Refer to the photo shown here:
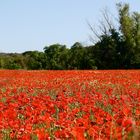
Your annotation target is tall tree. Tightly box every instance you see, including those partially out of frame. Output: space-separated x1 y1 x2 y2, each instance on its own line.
68 42 85 69
117 3 140 68
88 2 140 69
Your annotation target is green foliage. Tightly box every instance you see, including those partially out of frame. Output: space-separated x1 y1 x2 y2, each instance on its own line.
44 44 69 69
117 3 140 68
0 54 23 69
23 51 47 70
89 2 140 69
0 2 140 70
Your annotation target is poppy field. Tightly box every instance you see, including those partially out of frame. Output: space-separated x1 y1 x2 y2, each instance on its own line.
0 70 140 140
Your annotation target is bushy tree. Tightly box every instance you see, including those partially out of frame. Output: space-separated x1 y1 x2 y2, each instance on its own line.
0 2 139 70
89 2 140 69
44 44 69 69
117 3 140 68
23 51 47 70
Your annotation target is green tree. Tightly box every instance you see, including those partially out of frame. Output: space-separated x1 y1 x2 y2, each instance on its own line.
117 3 140 68
68 42 85 69
23 51 47 70
44 44 69 69
88 2 140 69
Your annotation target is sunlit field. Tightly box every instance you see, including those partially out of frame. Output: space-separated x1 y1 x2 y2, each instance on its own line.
0 70 140 139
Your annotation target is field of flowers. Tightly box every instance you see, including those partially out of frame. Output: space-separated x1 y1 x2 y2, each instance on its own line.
0 70 140 139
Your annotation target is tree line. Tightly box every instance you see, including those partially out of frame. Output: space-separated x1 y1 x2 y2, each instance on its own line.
0 3 140 70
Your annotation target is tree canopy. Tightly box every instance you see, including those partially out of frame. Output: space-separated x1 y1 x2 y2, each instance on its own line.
0 2 140 70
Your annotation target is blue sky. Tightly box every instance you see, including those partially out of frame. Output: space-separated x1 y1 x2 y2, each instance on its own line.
0 0 140 53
